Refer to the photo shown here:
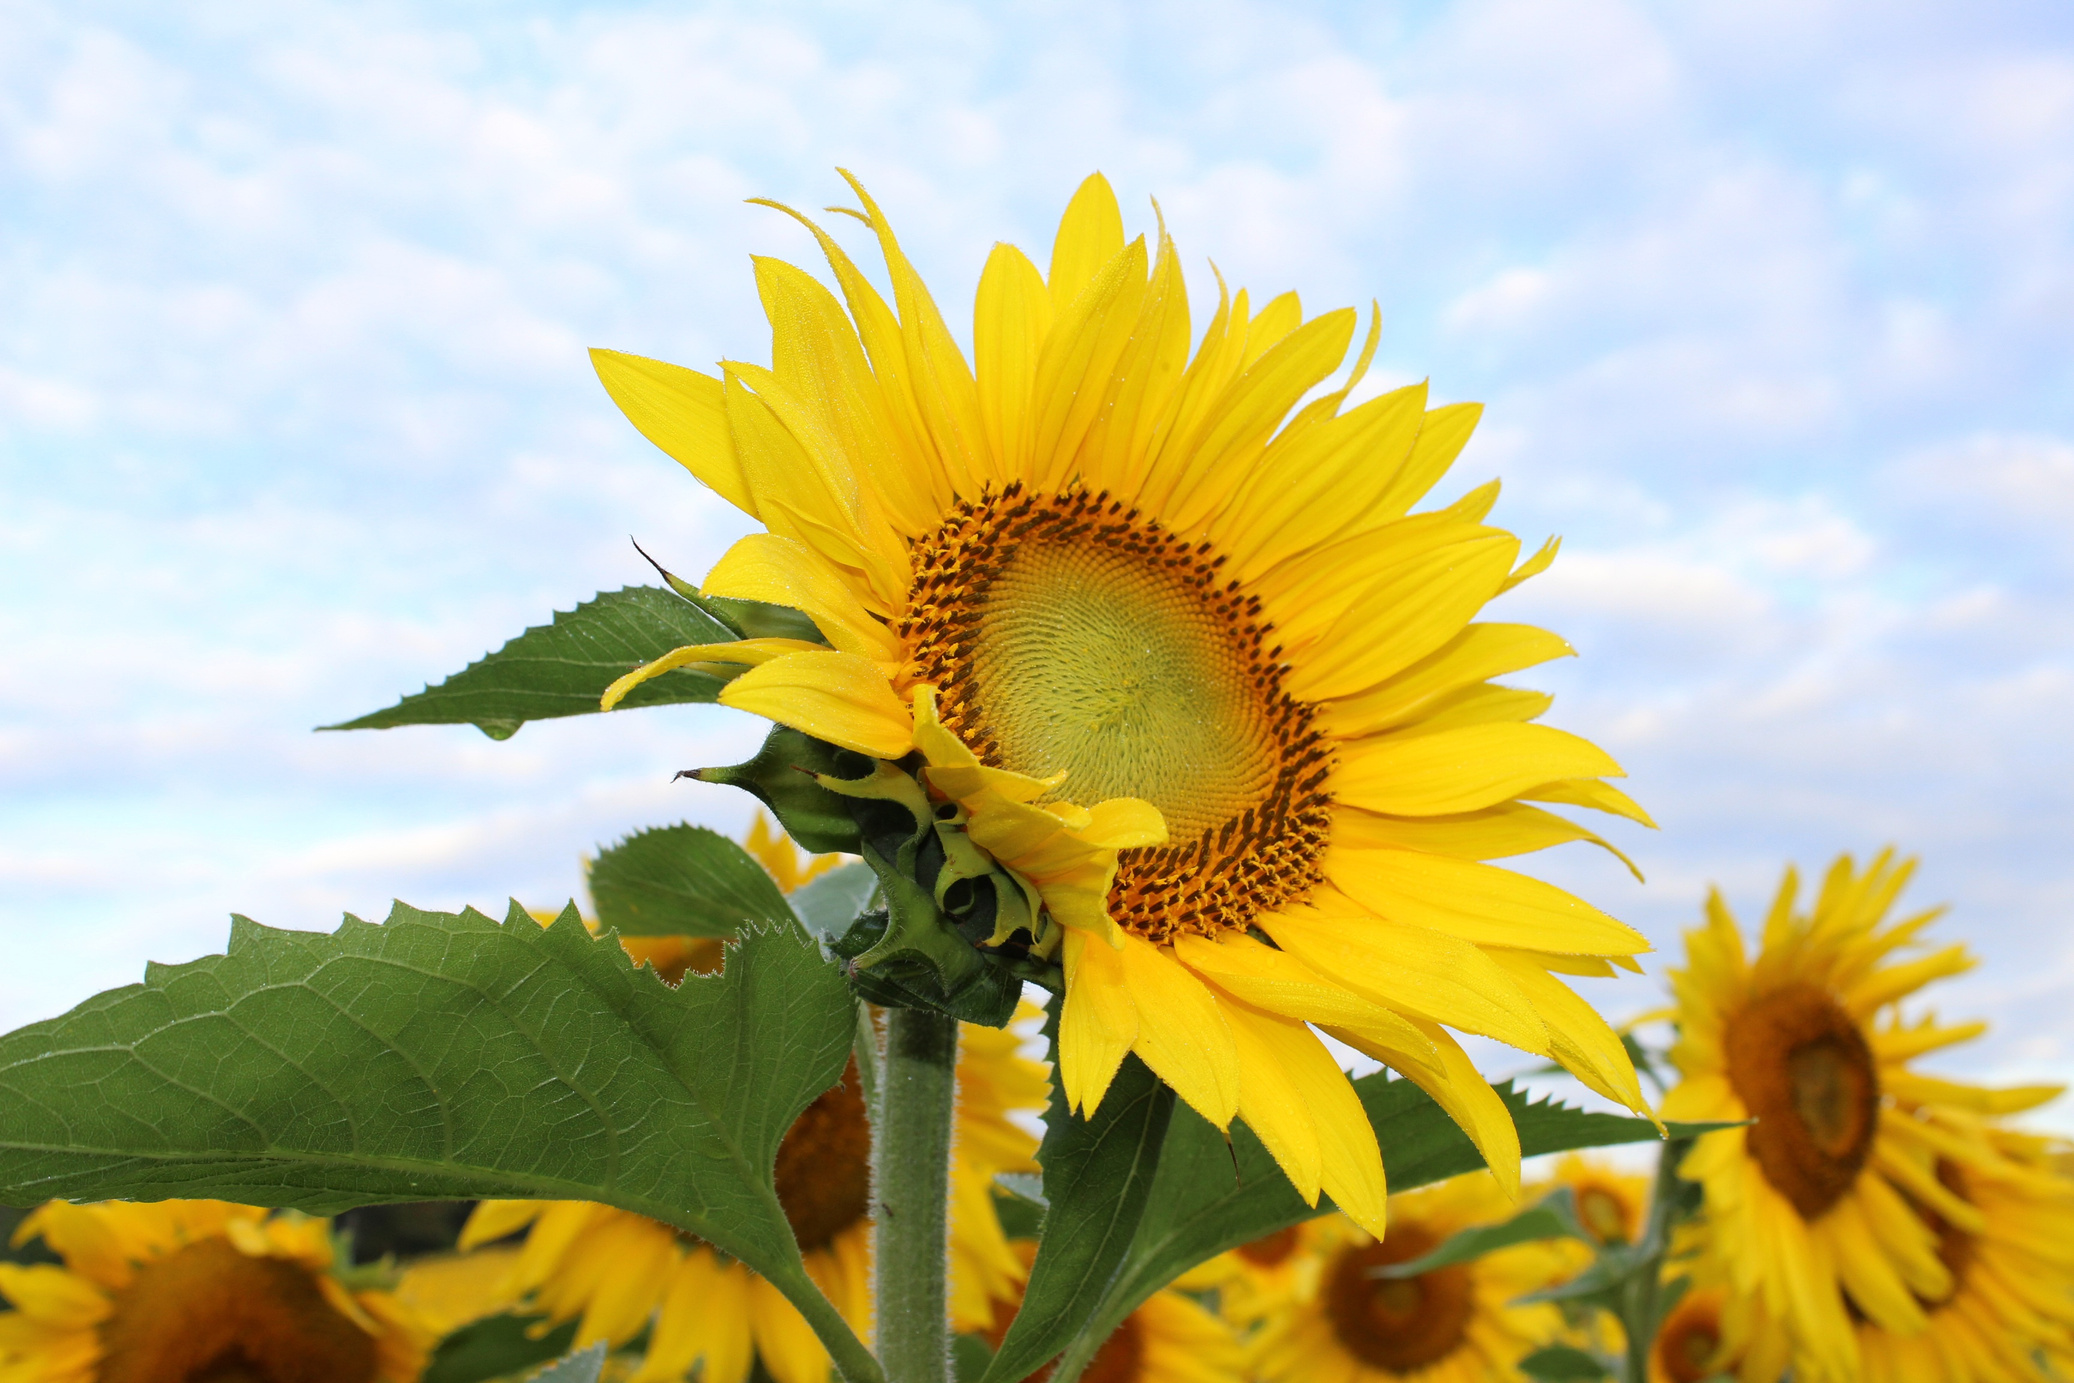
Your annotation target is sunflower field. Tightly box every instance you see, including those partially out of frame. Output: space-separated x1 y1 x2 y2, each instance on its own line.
2 174 2067 1383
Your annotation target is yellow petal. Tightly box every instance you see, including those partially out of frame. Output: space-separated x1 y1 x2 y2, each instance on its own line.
973 241 1053 485
600 638 823 712
1333 723 1624 817
747 1268 827 1383
1486 949 1654 1120
1219 993 1389 1237
1029 237 1150 495
719 650 913 759
1371 401 1483 520
1320 622 1575 739
0 1264 109 1329
1077 226 1193 501
1326 848 1649 957
1281 535 1519 701
702 533 901 660
1216 383 1429 580
1169 931 1444 1084
590 349 756 517
1522 776 1657 829
1260 907 1551 1056
1048 171 1127 312
1331 802 1642 880
753 255 939 536
1061 927 1138 1114
1341 1017 1522 1197
1116 936 1240 1128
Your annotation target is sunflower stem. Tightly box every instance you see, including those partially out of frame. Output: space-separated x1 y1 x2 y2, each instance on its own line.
1620 1134 1695 1383
875 1005 959 1383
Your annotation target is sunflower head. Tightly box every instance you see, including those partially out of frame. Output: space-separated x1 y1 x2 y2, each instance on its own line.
1662 849 2065 1382
1247 1175 1573 1383
598 170 1657 1222
0 1200 430 1383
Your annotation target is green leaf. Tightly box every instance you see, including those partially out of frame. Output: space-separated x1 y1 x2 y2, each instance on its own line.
424 1314 578 1383
790 862 879 940
325 586 743 739
0 901 873 1378
1518 1344 1613 1380
588 823 798 937
525 1343 608 1383
1051 1078 1675 1375
977 1016 1175 1383
1373 1198 1582 1278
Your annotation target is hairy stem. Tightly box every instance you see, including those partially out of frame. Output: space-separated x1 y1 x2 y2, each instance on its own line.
875 1006 959 1383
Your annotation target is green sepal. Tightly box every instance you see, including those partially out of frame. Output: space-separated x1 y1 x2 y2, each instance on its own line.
814 758 1045 1026
325 586 744 740
588 823 797 937
629 541 827 646
526 1344 608 1383
424 1314 579 1383
694 725 872 855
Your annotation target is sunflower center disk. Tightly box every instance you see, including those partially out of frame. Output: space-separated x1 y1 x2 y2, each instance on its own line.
773 1060 872 1252
906 488 1333 943
1325 1228 1475 1373
1722 982 1881 1219
1655 1301 1725 1383
97 1238 377 1383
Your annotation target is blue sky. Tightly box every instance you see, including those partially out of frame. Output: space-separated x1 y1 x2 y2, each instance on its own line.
4 0 2071 1118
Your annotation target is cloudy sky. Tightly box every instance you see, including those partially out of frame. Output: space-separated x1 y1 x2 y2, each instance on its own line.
4 0 2071 1119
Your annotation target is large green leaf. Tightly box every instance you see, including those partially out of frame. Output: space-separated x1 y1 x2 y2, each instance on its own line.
325 586 746 740
978 1039 1175 1383
0 901 874 1379
1045 1079 1683 1378
589 823 798 937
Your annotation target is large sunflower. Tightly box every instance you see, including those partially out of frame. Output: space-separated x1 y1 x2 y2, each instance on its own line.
1243 1174 1574 1382
594 170 1654 1224
459 1011 1047 1383
1661 850 2063 1383
0 1200 431 1383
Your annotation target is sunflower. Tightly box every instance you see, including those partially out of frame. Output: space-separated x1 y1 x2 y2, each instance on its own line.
1848 1117 2074 1382
0 1199 431 1383
1661 850 2063 1383
1544 1153 1648 1248
1244 1173 1573 1382
458 1010 1046 1383
593 170 1655 1224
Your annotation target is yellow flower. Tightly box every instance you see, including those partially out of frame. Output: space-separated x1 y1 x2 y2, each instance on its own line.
1246 1174 1574 1382
1661 850 2064 1383
594 170 1654 1227
1545 1153 1649 1248
0 1200 431 1383
458 1012 1047 1383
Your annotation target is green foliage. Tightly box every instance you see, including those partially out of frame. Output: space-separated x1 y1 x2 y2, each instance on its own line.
524 1343 608 1383
0 901 854 1328
1519 1344 1613 1380
978 1045 1176 1383
1373 1196 1584 1279
788 863 880 940
326 586 744 740
589 823 796 937
1035 1079 1681 1381
424 1314 578 1383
